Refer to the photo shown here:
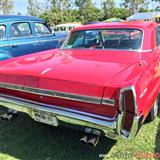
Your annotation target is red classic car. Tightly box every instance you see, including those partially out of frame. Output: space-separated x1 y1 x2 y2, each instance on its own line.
0 21 160 147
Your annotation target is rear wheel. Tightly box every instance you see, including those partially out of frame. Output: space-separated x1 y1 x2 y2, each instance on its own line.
147 96 159 122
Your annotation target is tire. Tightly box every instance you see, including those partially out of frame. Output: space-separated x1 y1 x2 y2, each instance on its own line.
147 96 159 122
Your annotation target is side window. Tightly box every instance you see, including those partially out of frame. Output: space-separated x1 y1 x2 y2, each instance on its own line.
0 25 6 39
10 22 32 38
34 23 51 36
156 26 160 47
63 31 84 49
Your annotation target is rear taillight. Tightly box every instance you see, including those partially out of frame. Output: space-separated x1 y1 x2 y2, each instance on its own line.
120 87 137 132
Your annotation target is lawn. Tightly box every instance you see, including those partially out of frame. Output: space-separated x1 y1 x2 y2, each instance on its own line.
0 107 159 160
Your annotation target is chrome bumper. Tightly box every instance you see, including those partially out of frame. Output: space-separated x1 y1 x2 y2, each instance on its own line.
0 94 141 140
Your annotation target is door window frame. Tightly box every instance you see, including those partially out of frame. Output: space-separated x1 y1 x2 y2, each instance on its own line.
0 24 6 40
9 22 33 39
34 22 52 37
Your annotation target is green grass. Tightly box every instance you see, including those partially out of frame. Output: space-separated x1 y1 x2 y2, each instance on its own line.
0 107 159 160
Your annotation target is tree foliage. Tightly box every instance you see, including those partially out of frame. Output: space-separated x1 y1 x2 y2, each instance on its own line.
121 0 150 14
102 0 116 19
31 0 156 26
40 0 77 25
27 0 42 16
75 0 101 23
0 0 14 15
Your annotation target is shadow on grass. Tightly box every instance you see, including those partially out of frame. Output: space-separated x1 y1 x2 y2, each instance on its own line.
0 108 116 160
155 108 160 153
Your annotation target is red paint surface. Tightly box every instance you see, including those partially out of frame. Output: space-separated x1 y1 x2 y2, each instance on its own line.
0 21 160 121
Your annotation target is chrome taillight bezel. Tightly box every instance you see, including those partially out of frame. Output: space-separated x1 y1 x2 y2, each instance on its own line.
117 86 139 138
119 86 138 115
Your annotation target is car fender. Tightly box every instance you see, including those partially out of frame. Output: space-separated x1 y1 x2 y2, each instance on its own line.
104 62 160 122
0 50 13 61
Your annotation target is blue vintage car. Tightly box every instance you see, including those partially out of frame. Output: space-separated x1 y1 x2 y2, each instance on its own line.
0 15 66 60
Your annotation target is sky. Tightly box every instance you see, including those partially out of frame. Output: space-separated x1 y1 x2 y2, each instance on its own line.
13 0 122 15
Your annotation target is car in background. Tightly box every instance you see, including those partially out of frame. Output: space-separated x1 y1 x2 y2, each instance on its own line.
52 23 81 35
0 15 67 60
0 22 160 147
83 21 103 25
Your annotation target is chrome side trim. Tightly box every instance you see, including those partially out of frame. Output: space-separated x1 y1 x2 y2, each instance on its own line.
0 94 116 121
102 98 116 106
0 82 116 106
0 94 117 136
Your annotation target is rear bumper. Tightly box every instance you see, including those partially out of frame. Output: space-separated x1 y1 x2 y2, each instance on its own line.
0 94 141 140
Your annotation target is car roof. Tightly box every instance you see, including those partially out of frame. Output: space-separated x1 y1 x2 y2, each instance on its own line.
0 15 44 23
72 21 157 32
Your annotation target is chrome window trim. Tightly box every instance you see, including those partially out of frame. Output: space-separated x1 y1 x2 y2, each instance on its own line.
9 22 33 38
34 22 52 36
61 28 144 51
0 82 115 106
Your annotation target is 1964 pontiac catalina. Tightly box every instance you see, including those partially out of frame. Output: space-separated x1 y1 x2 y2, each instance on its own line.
0 21 160 147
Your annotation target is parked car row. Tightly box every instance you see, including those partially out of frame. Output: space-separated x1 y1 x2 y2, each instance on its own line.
0 19 160 147
51 23 81 33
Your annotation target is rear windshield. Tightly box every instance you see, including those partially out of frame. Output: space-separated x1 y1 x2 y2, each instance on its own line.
61 28 143 51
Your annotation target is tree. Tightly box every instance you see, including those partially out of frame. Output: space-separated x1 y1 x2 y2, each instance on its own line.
46 0 69 24
0 0 14 15
40 0 80 25
102 0 116 19
110 8 130 20
121 0 150 14
27 0 41 16
75 0 101 23
151 0 160 11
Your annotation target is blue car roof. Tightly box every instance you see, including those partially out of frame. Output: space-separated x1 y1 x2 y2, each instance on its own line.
0 15 45 23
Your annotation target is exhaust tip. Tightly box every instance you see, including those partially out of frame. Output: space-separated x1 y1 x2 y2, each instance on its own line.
80 136 88 145
88 136 99 148
80 134 99 148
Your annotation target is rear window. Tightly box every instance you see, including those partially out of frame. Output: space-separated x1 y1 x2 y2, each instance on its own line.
0 25 6 39
34 23 51 36
61 28 143 51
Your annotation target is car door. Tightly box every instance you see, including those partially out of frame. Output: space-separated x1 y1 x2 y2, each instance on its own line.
8 22 38 57
33 22 60 51
0 23 12 60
